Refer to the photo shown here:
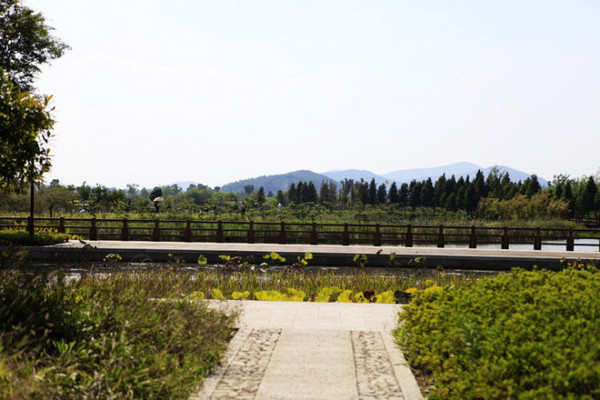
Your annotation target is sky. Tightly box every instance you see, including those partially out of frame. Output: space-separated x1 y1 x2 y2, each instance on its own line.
25 0 600 189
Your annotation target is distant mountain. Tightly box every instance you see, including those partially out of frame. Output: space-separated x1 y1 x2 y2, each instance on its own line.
321 169 389 184
221 170 338 194
384 162 481 183
384 162 547 186
323 162 548 187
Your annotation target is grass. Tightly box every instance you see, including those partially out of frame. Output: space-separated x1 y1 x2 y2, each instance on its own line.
395 264 600 399
0 269 236 399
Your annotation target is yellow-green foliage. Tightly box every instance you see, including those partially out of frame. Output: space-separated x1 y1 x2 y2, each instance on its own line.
187 290 205 301
354 292 370 303
253 288 306 301
337 290 353 303
478 193 569 220
231 291 250 300
375 290 395 304
209 288 225 300
396 266 600 399
314 286 343 302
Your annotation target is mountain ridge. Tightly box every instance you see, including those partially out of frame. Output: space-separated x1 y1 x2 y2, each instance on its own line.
176 163 548 193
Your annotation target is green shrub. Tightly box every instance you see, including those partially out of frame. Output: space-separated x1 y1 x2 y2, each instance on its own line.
395 266 600 399
0 271 235 399
0 230 71 246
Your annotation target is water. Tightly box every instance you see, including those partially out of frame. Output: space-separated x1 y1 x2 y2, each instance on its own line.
421 238 600 252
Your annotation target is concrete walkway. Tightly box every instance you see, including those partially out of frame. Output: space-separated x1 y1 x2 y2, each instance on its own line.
191 301 422 400
29 240 600 270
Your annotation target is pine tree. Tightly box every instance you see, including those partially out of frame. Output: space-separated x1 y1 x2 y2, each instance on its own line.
368 178 377 205
377 184 387 205
388 182 399 204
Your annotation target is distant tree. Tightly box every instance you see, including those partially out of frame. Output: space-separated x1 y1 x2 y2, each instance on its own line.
368 178 377 205
433 174 446 206
408 181 421 208
420 178 434 207
398 183 409 207
319 181 330 204
388 182 399 204
357 181 368 205
288 183 297 203
473 170 487 199
296 182 305 202
126 183 139 197
243 184 254 195
525 175 541 197
377 184 387 205
464 183 478 213
276 190 287 206
256 186 266 206
579 177 598 216
149 187 163 200
486 167 506 199
306 182 318 203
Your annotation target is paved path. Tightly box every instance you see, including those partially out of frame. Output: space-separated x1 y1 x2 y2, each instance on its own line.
191 301 422 400
34 240 600 270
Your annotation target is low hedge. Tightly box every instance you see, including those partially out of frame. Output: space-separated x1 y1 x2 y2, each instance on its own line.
0 230 71 246
395 266 600 399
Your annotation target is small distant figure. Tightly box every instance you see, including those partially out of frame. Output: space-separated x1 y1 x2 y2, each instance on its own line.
153 196 164 213
277 202 282 213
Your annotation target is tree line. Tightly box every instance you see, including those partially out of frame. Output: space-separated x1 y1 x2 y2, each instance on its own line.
1 168 599 223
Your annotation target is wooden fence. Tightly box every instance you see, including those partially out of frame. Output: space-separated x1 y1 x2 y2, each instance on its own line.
1 216 599 251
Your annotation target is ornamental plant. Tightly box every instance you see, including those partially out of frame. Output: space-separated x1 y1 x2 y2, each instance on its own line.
396 266 600 399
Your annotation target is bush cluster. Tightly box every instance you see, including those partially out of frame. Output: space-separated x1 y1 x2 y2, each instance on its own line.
396 266 600 399
0 271 235 399
0 230 71 246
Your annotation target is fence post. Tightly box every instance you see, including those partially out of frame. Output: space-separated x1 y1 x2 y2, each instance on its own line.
247 221 255 243
310 222 318 245
566 228 574 251
501 227 509 249
469 226 477 248
278 221 286 244
437 225 445 248
342 223 349 246
534 227 542 250
121 218 129 241
153 219 160 241
405 225 413 247
90 217 97 240
184 220 191 242
58 217 65 233
216 221 224 243
374 224 381 246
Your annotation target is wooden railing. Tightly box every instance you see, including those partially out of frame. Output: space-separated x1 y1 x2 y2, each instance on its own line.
1 216 599 251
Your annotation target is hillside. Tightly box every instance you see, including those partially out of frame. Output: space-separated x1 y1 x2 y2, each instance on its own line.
322 162 548 186
221 170 338 194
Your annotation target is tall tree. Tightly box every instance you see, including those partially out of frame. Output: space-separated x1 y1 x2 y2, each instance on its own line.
420 178 434 207
319 181 330 204
255 186 266 206
0 0 69 91
388 182 399 204
368 178 377 205
579 177 598 216
377 183 387 205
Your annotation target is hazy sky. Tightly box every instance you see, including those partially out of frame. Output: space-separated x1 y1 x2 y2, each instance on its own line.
26 0 600 188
